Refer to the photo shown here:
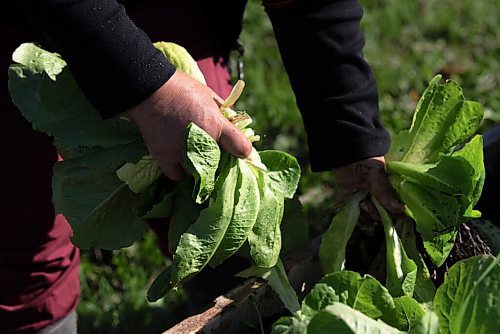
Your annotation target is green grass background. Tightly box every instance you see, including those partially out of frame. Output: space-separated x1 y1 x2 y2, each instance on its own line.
78 1 500 332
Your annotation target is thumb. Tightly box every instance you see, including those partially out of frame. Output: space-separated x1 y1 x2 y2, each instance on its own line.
218 120 252 158
369 172 404 215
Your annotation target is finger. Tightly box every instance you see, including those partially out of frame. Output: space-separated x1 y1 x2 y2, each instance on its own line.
219 120 252 158
158 162 186 181
369 172 404 215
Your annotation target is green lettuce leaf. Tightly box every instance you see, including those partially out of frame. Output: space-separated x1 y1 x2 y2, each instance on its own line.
170 156 238 287
300 283 340 319
387 75 483 164
319 192 366 274
209 158 260 267
408 311 439 334
451 135 485 220
387 158 474 196
153 41 206 85
183 122 221 204
320 271 396 321
387 144 481 267
373 199 417 298
9 43 142 156
134 176 174 217
423 232 457 269
259 150 301 199
248 170 285 268
147 266 173 302
434 255 500 334
52 142 149 249
237 259 300 313
168 178 202 254
12 42 66 80
308 303 404 334
389 176 459 267
142 191 174 219
266 259 301 313
271 316 308 334
116 155 162 194
389 176 461 241
395 219 436 305
385 76 484 268
384 296 426 331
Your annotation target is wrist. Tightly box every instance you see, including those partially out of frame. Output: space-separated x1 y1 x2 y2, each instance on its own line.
125 70 180 124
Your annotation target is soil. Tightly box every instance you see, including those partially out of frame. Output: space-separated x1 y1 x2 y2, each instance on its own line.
345 219 494 287
420 221 494 286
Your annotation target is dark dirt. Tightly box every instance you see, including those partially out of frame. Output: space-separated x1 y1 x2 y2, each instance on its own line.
345 219 494 287
420 221 494 286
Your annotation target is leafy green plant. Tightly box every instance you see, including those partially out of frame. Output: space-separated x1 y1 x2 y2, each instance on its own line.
276 76 496 333
433 255 500 334
8 42 301 305
271 271 433 333
316 76 485 300
272 255 499 333
386 75 485 266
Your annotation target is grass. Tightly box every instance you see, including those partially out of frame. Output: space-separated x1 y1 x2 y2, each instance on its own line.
78 1 500 332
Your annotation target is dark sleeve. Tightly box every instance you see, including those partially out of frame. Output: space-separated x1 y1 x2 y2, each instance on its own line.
14 0 176 118
263 0 390 171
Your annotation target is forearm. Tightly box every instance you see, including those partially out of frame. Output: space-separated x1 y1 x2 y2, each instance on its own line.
264 0 390 171
13 0 176 118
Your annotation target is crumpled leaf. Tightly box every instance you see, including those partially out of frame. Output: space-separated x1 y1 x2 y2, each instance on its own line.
116 155 162 194
209 158 260 267
248 169 285 268
12 42 66 80
387 75 483 164
153 41 206 84
170 156 238 287
320 271 396 321
259 150 301 199
434 255 500 334
183 122 221 204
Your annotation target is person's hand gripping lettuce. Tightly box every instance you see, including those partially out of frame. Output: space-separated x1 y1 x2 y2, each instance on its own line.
332 156 405 219
126 70 252 181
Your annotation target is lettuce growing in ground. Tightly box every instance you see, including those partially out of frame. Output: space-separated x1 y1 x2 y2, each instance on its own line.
272 255 499 334
318 76 485 303
271 270 433 334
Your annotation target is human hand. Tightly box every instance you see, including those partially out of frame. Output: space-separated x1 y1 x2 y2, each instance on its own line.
126 70 252 180
332 156 404 220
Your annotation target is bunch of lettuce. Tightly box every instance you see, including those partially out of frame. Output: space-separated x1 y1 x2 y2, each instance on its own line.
302 76 496 333
8 42 301 301
272 255 499 334
386 75 485 267
319 76 485 295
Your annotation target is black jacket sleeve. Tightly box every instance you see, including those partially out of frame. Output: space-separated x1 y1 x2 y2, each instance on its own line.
13 0 176 118
264 0 390 171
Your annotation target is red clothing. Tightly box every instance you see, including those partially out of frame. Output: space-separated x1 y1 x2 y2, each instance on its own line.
0 2 233 331
0 22 80 332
